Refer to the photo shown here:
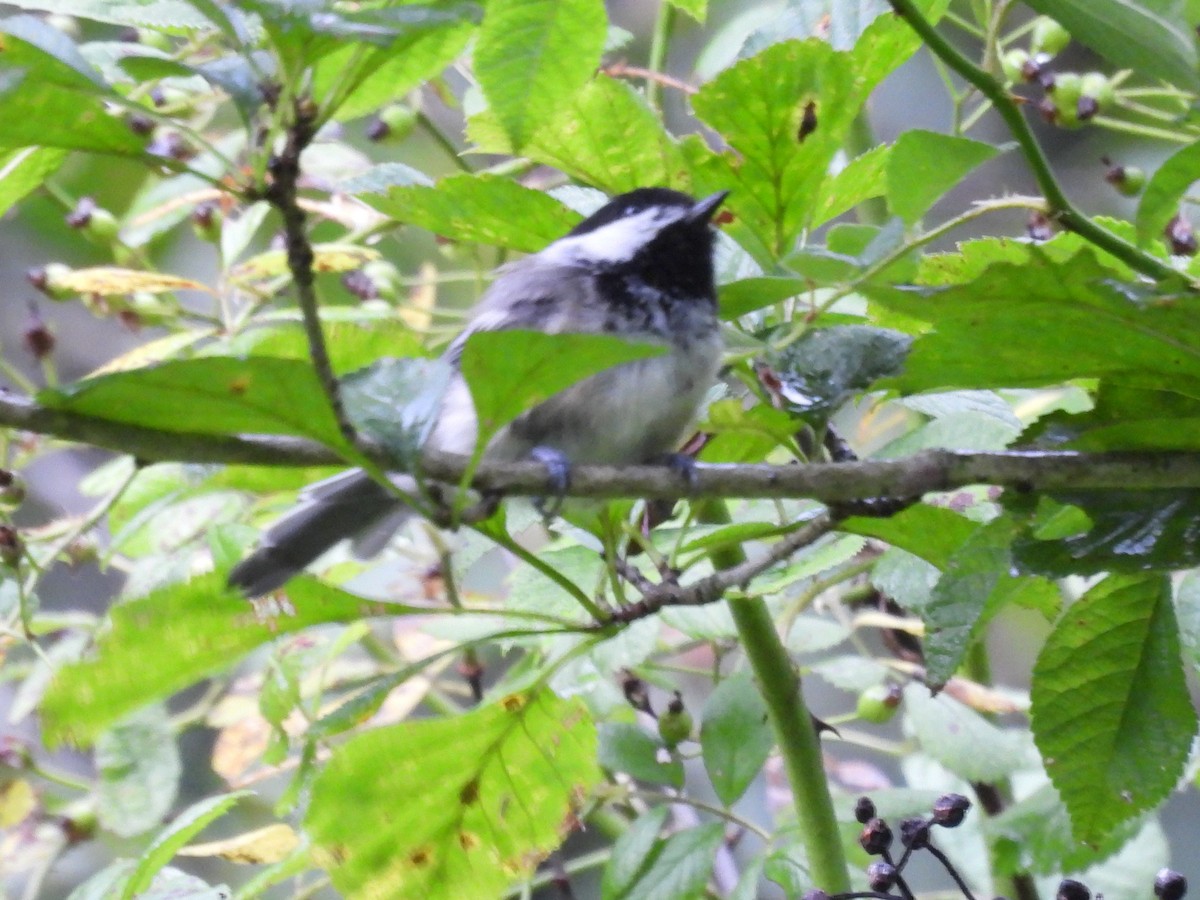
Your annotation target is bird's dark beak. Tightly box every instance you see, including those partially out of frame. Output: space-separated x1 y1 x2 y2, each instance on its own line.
687 190 729 224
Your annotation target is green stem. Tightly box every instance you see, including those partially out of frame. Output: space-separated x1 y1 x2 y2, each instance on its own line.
887 0 1183 284
845 111 888 225
646 1 677 112
699 502 850 892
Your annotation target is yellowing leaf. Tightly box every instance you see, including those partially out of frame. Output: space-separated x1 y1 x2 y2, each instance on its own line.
55 267 214 297
230 244 381 283
179 823 301 864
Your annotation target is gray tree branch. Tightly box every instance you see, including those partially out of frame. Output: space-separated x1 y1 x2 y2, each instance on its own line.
6 388 1200 501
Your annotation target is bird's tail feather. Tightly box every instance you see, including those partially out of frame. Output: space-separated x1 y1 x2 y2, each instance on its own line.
228 470 409 596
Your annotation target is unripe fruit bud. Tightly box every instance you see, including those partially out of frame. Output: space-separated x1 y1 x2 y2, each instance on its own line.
0 470 26 511
1027 210 1053 242
856 683 902 723
657 692 692 749
1104 160 1145 196
1001 49 1029 83
0 525 23 569
1049 72 1084 128
1155 869 1187 900
380 104 418 139
1076 71 1115 123
342 268 378 301
192 202 222 242
84 208 120 244
1031 16 1071 57
65 196 96 230
361 259 401 301
27 263 72 300
854 796 877 824
127 112 155 136
931 792 971 827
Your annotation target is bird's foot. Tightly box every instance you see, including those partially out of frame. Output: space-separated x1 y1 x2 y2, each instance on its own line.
530 446 572 519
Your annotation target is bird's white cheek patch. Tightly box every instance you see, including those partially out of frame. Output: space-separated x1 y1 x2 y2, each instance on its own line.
544 208 674 265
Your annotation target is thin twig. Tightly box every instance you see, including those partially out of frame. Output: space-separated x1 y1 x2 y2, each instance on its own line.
261 97 355 443
597 512 838 624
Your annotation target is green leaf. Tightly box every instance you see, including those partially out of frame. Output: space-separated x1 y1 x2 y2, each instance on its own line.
473 0 607 150
42 574 396 746
602 807 670 900
666 0 707 22
0 13 110 90
1012 490 1200 575
701 670 773 805
904 685 1031 782
341 357 454 466
870 251 1200 392
306 691 601 897
459 330 667 443
604 822 725 900
0 146 66 217
690 39 856 260
1136 138 1200 248
843 503 976 568
124 792 250 898
2 1 211 30
1025 0 1200 90
991 784 1146 875
718 276 807 319
765 325 911 422
96 705 181 837
812 143 890 228
470 78 686 193
0 74 148 155
921 516 1058 686
597 722 684 787
364 173 582 253
41 357 351 450
1031 574 1197 844
312 13 475 121
886 130 999 224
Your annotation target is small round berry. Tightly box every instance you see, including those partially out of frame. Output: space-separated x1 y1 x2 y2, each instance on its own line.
1080 72 1115 116
657 692 693 749
1001 49 1030 83
899 816 930 849
192 202 222 242
126 112 155 136
1048 72 1084 128
858 817 893 855
1155 869 1187 900
1031 16 1071 57
621 671 652 714
65 196 96 230
1056 879 1090 900
1104 160 1146 196
1027 210 1053 242
1166 214 1198 256
23 318 55 360
931 793 971 828
854 796 877 824
867 861 897 892
857 683 902 723
379 104 418 140
365 117 390 142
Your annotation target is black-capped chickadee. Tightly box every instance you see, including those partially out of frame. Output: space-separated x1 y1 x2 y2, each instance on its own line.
229 187 728 595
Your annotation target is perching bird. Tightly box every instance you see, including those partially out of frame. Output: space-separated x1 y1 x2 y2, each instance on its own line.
229 187 727 595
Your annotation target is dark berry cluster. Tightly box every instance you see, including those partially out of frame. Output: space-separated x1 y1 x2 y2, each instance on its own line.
802 795 1187 900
